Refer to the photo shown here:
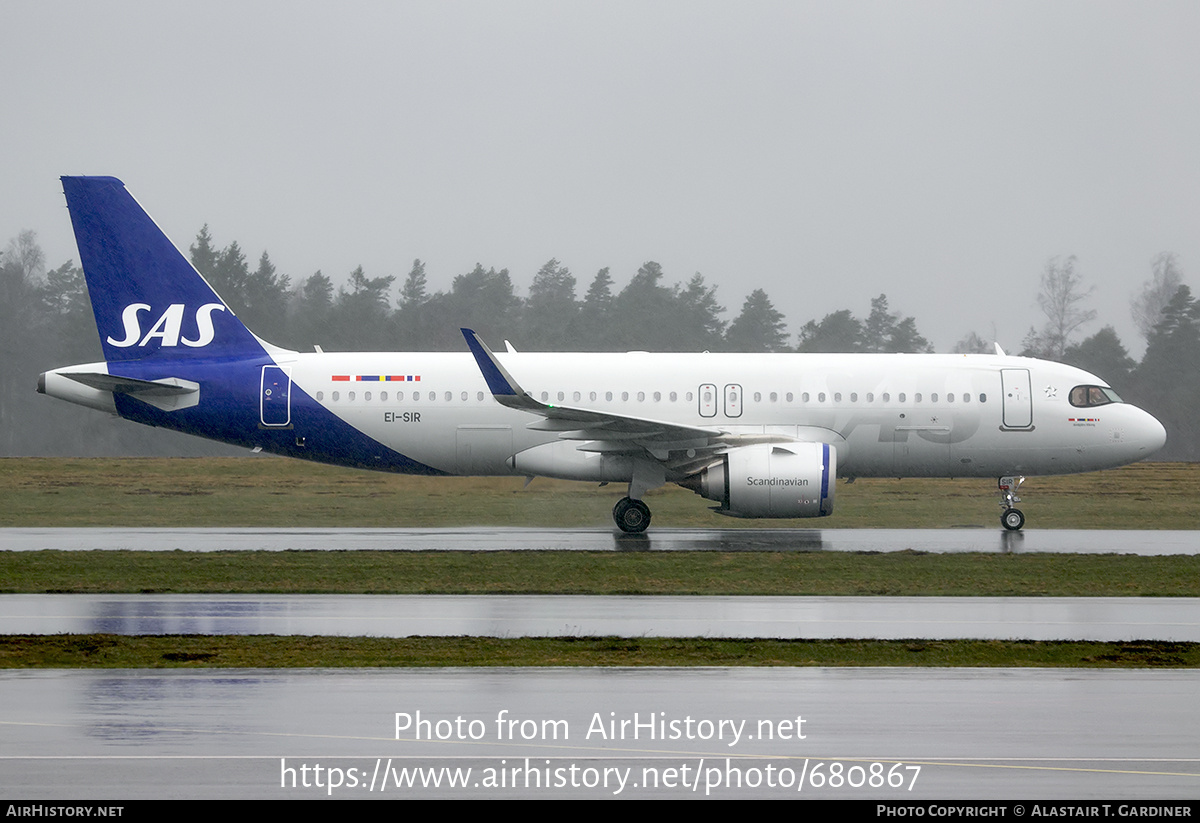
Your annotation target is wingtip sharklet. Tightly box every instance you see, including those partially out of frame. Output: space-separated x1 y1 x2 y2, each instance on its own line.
461 328 522 397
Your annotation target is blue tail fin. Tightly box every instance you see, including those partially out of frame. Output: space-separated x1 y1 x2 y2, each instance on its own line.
60 176 268 362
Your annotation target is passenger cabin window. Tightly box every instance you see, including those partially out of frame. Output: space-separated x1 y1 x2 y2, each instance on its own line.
1070 385 1121 407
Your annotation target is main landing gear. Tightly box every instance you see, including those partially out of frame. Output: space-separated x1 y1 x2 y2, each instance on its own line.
613 497 652 534
998 475 1025 531
612 459 664 534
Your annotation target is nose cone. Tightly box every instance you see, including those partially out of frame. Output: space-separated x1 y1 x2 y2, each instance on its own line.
1136 408 1167 458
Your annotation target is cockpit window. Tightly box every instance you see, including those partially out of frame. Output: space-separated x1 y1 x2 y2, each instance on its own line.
1069 385 1122 408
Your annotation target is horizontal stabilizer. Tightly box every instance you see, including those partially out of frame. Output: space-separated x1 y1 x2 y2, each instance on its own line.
65 372 196 396
63 372 199 411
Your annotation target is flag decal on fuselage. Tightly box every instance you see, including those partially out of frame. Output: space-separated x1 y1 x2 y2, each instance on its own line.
331 375 421 382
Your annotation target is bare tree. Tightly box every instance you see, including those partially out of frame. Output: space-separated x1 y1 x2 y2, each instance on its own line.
1132 252 1184 340
1032 255 1095 359
5 229 45 282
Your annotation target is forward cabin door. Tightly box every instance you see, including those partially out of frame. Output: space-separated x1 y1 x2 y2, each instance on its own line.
1000 368 1033 429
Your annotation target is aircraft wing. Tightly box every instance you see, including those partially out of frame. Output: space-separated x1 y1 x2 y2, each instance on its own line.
461 329 791 469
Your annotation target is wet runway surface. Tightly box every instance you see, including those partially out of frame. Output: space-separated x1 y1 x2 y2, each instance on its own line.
3 526 1197 554
6 527 1198 799
2 667 1196 799
3 593 1198 641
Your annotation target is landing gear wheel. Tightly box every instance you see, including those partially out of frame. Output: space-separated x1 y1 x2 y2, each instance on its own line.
997 476 1026 531
1001 508 1025 531
613 497 651 534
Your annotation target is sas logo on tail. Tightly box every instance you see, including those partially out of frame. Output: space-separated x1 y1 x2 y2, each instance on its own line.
108 303 226 348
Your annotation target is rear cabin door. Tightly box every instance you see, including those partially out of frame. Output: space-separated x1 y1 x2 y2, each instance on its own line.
260 365 292 427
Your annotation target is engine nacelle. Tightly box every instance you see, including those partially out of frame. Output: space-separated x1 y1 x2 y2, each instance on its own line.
509 440 635 482
680 442 835 518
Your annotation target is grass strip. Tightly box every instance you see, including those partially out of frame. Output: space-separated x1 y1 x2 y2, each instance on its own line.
2 458 1197 529
3 550 1199 596
2 635 1197 669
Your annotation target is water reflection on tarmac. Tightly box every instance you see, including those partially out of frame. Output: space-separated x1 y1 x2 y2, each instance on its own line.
2 527 1197 553
3 593 1199 641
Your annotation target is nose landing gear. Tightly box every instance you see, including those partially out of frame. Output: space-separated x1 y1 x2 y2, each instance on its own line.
998 475 1025 531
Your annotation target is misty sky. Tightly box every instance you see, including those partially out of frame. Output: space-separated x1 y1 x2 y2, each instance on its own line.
4 1 1198 356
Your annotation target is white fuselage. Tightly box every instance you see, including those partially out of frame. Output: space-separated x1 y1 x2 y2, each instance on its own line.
274 349 1164 480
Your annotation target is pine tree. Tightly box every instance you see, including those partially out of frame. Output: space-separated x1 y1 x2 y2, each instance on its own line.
797 310 864 352
524 259 578 350
1131 286 1200 459
725 288 788 352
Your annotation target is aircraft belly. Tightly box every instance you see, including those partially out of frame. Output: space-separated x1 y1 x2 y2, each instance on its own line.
838 425 890 476
307 396 539 476
455 425 518 475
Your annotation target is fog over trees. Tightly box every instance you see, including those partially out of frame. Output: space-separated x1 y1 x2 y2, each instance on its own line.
3 228 1197 459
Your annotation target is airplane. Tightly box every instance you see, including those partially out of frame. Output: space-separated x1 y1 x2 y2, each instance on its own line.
39 176 1167 533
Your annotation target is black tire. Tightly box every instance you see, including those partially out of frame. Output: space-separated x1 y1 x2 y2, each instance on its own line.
612 497 631 523
1001 508 1025 531
614 498 651 533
